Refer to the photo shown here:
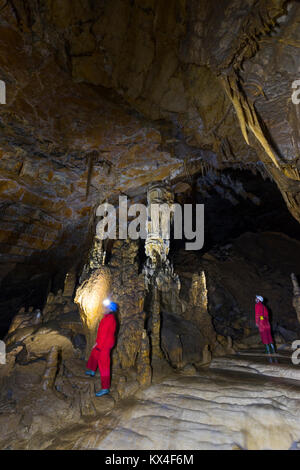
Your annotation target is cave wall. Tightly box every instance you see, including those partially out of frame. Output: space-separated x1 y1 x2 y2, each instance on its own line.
0 0 300 331
0 1 189 330
43 0 300 221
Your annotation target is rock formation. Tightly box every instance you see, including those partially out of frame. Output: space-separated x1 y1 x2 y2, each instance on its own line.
42 346 60 391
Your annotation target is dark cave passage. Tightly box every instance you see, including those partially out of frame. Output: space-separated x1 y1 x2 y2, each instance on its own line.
170 168 300 257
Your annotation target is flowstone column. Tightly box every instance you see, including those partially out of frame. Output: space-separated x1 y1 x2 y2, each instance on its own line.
75 210 152 387
79 238 107 285
189 271 216 353
144 183 174 266
75 237 111 359
143 182 180 362
149 284 163 360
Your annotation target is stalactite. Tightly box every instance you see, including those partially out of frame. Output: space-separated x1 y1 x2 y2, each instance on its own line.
144 183 174 266
282 166 300 182
222 74 280 169
42 346 59 391
189 271 216 347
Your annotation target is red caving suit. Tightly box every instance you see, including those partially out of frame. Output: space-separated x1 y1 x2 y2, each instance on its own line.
255 301 273 345
86 313 117 389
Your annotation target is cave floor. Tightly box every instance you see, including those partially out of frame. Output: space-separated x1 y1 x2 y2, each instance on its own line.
42 348 300 451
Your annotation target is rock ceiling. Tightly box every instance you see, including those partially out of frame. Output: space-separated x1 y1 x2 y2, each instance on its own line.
0 0 300 312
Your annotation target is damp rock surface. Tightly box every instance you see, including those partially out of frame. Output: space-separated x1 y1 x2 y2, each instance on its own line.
35 350 300 451
1 344 300 450
95 356 300 450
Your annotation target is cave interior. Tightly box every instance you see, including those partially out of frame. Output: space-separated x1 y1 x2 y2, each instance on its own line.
0 0 300 451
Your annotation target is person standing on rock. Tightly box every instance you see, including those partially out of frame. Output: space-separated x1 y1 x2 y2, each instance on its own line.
255 295 275 354
85 300 117 397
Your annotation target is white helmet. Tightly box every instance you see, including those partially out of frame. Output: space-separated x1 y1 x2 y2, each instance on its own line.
256 295 263 302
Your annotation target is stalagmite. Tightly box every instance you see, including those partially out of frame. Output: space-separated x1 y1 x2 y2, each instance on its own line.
136 330 152 387
63 267 77 298
202 344 212 365
189 272 216 353
149 286 164 360
75 267 111 359
190 272 208 311
75 226 113 359
143 183 181 363
42 346 60 391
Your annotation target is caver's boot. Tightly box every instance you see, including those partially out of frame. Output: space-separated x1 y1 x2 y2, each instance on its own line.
269 343 276 354
265 344 270 354
85 369 95 377
95 389 110 397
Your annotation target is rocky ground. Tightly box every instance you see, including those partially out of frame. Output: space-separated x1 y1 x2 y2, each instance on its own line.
95 349 300 451
2 346 299 450
0 230 299 450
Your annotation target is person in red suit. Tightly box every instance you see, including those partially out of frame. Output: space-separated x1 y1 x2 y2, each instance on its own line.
255 295 275 354
85 300 117 397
